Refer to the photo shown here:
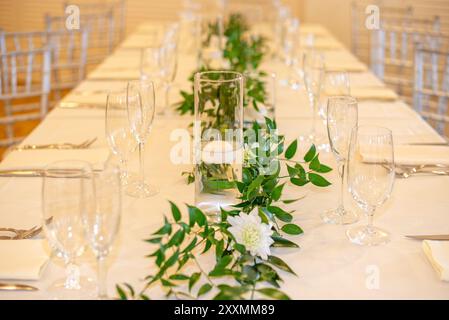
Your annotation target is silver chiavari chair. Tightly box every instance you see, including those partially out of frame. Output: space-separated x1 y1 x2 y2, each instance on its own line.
0 29 89 101
0 48 51 148
351 0 412 64
414 44 449 138
62 0 126 46
45 10 114 66
370 15 441 103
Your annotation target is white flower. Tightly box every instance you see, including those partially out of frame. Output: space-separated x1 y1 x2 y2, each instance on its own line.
227 209 274 260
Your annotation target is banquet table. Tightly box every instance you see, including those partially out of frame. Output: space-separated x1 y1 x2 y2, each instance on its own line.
1 21 449 300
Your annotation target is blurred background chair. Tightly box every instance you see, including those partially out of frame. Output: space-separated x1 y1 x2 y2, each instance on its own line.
0 48 51 148
0 29 89 103
370 15 441 104
351 1 413 64
414 44 449 139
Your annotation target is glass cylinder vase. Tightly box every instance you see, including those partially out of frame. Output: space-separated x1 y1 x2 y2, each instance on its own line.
194 71 244 219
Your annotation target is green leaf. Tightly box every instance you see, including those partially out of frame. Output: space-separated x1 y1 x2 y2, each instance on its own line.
116 284 127 300
267 255 297 275
290 177 309 186
267 206 292 222
308 173 332 187
145 237 162 244
188 206 207 227
164 250 179 269
198 283 213 296
271 183 285 201
286 164 298 177
285 140 297 159
153 219 172 235
309 155 321 171
167 229 185 247
271 235 299 248
304 144 316 162
246 175 264 197
281 223 304 235
182 237 197 253
316 163 332 173
169 274 190 281
189 272 201 291
161 279 176 287
257 288 290 300
169 201 181 222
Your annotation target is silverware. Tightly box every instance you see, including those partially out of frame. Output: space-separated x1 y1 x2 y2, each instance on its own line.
0 168 102 178
406 234 449 241
58 101 105 109
395 164 449 178
0 283 38 291
406 142 449 146
12 138 97 151
0 217 51 240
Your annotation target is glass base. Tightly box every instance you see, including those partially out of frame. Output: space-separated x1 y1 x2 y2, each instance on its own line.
321 206 359 225
126 180 158 198
346 225 390 246
47 277 95 299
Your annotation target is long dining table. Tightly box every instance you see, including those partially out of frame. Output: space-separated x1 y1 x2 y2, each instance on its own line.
1 21 448 300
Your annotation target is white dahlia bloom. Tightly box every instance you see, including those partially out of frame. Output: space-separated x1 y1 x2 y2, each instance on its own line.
227 209 274 260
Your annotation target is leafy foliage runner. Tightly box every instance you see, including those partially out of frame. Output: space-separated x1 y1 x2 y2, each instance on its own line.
117 119 332 300
176 14 269 116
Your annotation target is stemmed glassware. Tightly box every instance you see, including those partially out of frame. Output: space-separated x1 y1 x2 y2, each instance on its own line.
319 71 350 120
159 42 178 114
347 125 395 246
322 96 359 225
42 160 95 295
303 50 325 143
83 164 121 299
126 79 157 198
106 89 137 186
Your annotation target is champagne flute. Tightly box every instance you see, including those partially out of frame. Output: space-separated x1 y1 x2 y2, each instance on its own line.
83 164 121 299
42 160 95 295
322 96 359 225
159 42 178 114
140 47 162 81
126 79 157 198
347 125 395 246
303 50 324 143
105 89 137 185
319 71 350 120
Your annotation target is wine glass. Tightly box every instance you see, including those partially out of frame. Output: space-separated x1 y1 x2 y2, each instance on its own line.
159 42 178 114
322 96 359 225
282 17 300 67
126 79 157 198
83 164 121 299
347 125 395 246
303 50 325 143
106 89 137 186
140 47 162 81
319 71 350 120
42 160 95 295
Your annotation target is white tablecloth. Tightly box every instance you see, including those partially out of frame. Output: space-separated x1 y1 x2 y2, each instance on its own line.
0 22 448 300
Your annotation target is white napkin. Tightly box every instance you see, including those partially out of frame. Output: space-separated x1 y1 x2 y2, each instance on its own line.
0 240 49 280
0 148 110 170
394 145 449 166
360 145 449 166
422 240 449 282
351 87 398 101
61 81 128 106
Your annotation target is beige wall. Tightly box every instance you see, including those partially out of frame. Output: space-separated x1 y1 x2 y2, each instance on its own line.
0 0 302 33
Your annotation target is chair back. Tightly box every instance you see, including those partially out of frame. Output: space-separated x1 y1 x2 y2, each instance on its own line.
414 46 449 138
0 48 51 147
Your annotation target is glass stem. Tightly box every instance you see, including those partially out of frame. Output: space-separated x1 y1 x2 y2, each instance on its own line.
138 142 145 187
367 209 375 233
311 99 316 139
64 260 81 290
165 81 170 110
339 162 345 213
97 256 108 299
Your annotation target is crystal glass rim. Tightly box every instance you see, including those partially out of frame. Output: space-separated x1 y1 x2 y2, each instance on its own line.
353 124 393 137
195 70 244 83
327 95 358 106
43 160 93 178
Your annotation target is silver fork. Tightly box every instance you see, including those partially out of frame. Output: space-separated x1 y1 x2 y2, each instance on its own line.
12 138 97 151
395 164 449 178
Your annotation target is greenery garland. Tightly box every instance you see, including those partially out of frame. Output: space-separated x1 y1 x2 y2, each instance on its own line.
116 14 333 300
